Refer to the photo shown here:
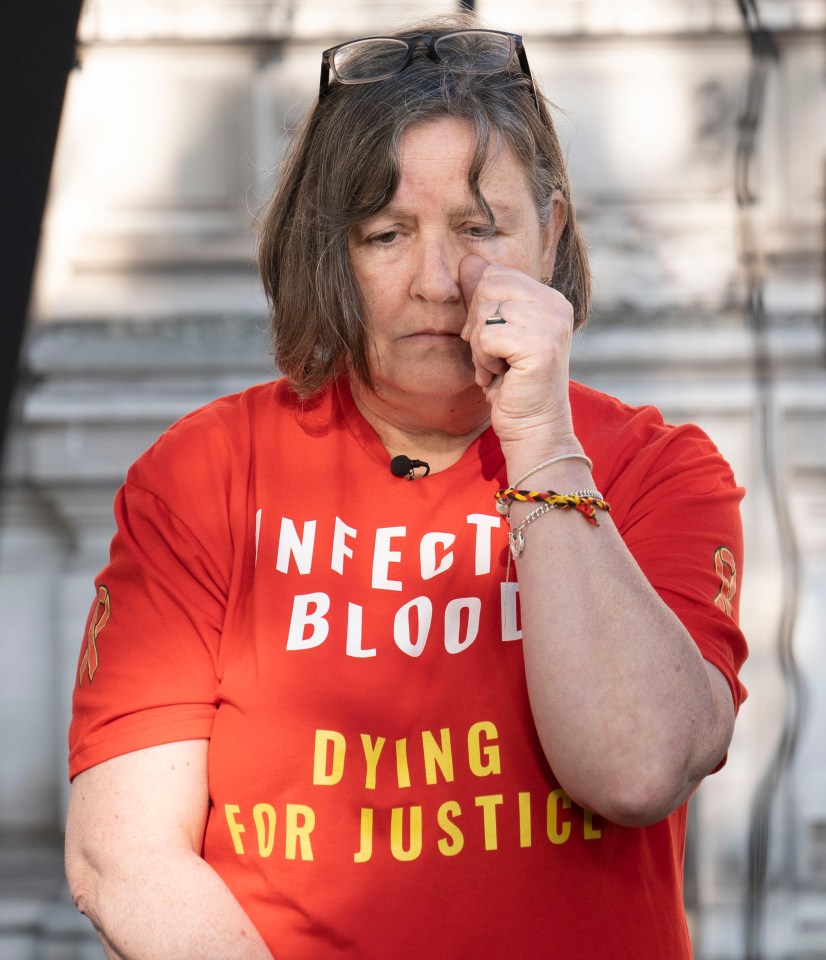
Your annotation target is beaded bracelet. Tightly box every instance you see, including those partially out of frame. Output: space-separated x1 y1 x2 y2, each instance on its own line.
510 452 593 491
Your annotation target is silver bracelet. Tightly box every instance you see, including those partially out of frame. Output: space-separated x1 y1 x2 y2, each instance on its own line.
511 452 593 490
506 490 606 561
508 502 555 560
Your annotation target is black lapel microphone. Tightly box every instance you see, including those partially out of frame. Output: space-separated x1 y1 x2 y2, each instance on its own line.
390 455 431 480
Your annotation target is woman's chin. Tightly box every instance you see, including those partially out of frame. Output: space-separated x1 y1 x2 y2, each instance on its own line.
381 369 481 405
379 350 479 396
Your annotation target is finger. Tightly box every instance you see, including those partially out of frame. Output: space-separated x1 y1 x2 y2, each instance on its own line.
481 371 505 405
459 254 489 309
458 255 489 336
458 255 506 382
470 314 511 389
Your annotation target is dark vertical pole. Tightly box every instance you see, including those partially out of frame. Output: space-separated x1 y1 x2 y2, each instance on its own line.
0 0 84 469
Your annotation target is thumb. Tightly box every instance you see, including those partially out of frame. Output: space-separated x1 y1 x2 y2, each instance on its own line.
459 254 489 311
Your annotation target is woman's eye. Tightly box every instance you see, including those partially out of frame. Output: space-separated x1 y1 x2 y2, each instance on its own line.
370 230 400 245
465 224 497 240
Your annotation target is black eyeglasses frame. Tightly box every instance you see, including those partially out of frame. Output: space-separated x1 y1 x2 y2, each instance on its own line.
318 29 538 110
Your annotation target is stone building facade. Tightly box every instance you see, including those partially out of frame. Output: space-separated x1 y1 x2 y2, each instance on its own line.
1 1 824 956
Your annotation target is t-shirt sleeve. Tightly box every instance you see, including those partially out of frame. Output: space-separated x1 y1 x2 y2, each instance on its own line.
68 410 237 780
592 409 748 715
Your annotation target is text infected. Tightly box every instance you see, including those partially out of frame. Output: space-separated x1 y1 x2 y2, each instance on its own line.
268 513 502 584
254 510 524 651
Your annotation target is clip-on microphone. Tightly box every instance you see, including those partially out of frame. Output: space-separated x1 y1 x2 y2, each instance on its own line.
390 455 431 481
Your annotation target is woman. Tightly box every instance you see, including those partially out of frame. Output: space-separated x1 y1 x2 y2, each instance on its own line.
66 16 747 959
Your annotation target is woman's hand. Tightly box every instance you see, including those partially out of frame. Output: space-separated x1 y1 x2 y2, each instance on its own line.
459 254 578 455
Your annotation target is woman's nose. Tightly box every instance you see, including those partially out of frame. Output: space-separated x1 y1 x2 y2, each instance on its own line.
409 234 462 303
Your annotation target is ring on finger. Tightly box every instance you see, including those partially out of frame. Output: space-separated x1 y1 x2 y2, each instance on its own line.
485 301 507 325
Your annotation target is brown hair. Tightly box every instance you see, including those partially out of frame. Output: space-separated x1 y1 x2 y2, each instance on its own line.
258 13 591 397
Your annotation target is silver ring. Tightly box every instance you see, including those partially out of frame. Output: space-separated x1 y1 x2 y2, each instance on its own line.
485 301 507 325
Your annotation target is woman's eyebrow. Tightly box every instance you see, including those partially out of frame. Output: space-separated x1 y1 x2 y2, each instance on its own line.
451 199 505 223
454 199 523 226
357 198 521 225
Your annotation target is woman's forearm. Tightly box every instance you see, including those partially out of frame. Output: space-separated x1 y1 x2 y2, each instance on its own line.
66 743 275 960
504 456 734 827
69 843 274 960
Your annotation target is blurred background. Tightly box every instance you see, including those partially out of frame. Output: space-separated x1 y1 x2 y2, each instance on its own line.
0 0 824 957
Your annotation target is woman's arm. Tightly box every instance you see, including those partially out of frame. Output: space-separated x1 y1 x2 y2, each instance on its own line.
507 462 735 827
65 740 274 960
461 255 738 827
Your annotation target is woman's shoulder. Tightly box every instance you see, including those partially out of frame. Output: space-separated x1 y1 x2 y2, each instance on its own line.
162 377 295 436
570 380 738 495
124 378 304 496
570 380 669 433
571 379 715 448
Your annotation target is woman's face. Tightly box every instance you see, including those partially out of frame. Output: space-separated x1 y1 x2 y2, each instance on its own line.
348 117 560 410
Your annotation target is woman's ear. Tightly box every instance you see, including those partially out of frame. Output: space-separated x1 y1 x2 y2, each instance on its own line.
541 190 568 279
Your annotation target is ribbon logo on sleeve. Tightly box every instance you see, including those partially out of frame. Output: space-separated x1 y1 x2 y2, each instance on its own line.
78 585 111 686
713 547 737 618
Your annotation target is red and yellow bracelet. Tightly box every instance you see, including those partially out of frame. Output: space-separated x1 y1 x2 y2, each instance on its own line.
495 488 611 527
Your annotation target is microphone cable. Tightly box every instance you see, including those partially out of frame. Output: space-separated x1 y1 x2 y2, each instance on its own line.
732 3 807 958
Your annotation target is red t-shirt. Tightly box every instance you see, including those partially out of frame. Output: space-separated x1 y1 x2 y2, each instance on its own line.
70 377 747 959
